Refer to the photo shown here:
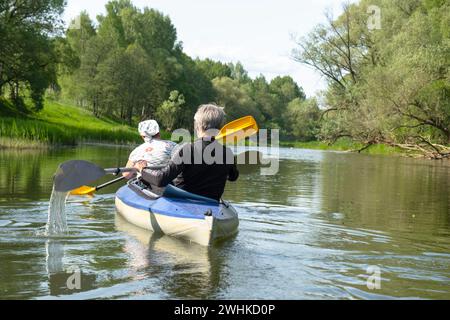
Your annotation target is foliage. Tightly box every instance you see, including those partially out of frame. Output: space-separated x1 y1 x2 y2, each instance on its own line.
212 77 264 124
284 98 321 141
293 0 450 158
0 0 65 111
156 90 185 131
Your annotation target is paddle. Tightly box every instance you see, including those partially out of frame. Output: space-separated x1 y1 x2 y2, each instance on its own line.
67 164 165 195
70 176 126 196
54 160 138 192
215 115 258 142
57 115 259 194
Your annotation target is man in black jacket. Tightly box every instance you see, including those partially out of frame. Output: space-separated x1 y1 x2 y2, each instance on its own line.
135 104 239 201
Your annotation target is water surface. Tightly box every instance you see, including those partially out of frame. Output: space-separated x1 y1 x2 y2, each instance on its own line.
0 145 449 299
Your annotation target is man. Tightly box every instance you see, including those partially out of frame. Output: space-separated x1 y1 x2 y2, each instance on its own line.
135 104 239 201
123 119 176 179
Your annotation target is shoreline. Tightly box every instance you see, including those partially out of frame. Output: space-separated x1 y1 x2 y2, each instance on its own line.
3 137 449 161
0 136 409 157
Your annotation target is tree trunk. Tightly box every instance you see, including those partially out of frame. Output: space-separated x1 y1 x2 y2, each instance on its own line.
92 97 97 117
15 82 19 99
0 63 3 94
10 82 19 101
127 105 133 125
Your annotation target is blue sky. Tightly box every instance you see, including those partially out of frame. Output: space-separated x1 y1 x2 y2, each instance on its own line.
64 0 350 97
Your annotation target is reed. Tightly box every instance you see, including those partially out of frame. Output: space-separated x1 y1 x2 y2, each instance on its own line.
0 100 142 148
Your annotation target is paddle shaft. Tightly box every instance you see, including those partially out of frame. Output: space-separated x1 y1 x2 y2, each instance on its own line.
104 164 166 175
97 164 165 189
95 176 126 191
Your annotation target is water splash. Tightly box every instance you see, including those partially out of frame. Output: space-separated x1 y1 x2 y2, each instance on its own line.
46 186 69 235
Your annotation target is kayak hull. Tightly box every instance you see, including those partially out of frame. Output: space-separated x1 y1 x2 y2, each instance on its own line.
115 185 238 246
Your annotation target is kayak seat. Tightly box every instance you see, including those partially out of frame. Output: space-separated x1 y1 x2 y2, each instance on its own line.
128 178 161 200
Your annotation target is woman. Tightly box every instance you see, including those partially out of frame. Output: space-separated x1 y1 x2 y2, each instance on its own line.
123 119 176 179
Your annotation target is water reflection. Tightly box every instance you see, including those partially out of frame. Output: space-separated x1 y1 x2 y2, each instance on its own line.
318 152 450 233
0 146 134 203
45 239 97 296
115 214 228 299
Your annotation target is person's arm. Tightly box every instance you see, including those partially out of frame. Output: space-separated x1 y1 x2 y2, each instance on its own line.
123 159 137 180
138 143 188 187
227 148 239 181
140 160 183 187
228 163 239 181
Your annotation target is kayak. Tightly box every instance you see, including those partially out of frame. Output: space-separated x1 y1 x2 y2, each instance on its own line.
115 181 239 246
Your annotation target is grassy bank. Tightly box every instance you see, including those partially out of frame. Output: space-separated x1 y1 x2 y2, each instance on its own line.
1 99 143 148
280 139 404 155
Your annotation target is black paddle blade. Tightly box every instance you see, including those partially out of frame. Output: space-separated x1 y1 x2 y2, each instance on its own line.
53 160 106 192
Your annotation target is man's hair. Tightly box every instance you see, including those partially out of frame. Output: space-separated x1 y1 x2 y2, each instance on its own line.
194 104 226 133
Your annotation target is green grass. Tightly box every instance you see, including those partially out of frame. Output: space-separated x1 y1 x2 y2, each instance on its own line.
0 99 142 147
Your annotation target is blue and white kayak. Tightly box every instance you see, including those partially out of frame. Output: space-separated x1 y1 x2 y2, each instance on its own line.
115 182 239 246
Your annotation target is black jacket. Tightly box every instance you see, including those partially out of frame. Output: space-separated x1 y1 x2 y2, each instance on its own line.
141 137 239 200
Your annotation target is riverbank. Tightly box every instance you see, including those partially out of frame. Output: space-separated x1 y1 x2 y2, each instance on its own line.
0 99 439 157
0 99 143 148
280 140 404 156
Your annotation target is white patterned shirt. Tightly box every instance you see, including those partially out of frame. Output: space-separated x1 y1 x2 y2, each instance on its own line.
128 139 176 167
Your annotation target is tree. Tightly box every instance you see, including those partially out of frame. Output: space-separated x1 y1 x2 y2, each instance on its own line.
73 33 114 116
0 0 65 110
364 0 450 151
269 76 305 103
285 98 321 141
96 44 154 124
212 77 263 123
246 75 274 124
157 90 185 131
228 62 250 83
66 11 96 60
169 51 216 128
293 0 450 158
195 58 232 80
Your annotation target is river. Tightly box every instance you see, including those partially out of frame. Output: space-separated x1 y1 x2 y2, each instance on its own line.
0 145 449 299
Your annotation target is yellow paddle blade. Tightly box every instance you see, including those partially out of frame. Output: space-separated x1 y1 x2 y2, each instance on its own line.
216 115 259 143
70 185 95 196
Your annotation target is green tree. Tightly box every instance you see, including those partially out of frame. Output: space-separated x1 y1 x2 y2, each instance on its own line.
66 11 96 60
195 58 232 80
212 77 263 123
0 0 65 110
293 0 449 157
157 90 186 131
285 98 321 141
228 62 250 83
96 44 154 124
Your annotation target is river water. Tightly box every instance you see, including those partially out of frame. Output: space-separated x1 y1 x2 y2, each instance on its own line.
0 145 448 299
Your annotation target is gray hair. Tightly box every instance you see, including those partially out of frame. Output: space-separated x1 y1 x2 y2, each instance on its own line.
194 104 226 134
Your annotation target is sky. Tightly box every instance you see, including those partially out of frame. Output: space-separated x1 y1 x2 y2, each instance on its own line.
63 0 350 97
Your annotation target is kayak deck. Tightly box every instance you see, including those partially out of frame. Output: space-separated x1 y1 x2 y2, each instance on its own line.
116 184 220 220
